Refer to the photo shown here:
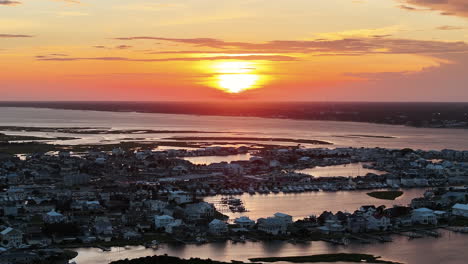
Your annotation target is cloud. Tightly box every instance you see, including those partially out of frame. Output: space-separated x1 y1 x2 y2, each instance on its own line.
35 54 297 62
114 36 468 56
1 0 80 6
0 0 21 6
92 45 133 49
436 25 465 30
401 0 468 17
0 33 32 38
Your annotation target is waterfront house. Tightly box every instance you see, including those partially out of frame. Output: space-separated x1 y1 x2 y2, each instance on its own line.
452 203 468 217
318 219 345 234
274 212 293 225
208 219 228 235
257 217 286 235
411 208 438 225
366 214 392 231
347 214 367 233
234 216 255 229
184 202 215 223
0 227 23 248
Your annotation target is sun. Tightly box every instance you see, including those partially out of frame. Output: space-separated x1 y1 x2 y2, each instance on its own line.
217 74 259 93
210 61 263 93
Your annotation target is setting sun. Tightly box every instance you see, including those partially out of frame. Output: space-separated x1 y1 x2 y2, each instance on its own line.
209 61 265 93
217 74 259 93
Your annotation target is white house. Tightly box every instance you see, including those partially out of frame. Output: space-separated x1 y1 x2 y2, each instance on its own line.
168 191 193 204
256 213 292 235
0 228 23 248
155 215 174 228
43 210 65 224
274 212 293 225
411 208 438 225
366 215 392 231
452 204 468 217
208 219 228 235
154 215 182 233
234 216 255 229
257 217 287 235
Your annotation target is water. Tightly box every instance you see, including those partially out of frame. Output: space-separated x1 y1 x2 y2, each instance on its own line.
71 229 468 264
2 107 468 263
205 189 426 221
1 107 468 150
297 163 387 178
183 153 252 165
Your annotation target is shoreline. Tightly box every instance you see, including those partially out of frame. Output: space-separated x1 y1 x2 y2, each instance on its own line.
1 104 467 130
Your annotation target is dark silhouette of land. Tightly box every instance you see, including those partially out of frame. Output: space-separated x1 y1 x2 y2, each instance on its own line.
1 101 467 128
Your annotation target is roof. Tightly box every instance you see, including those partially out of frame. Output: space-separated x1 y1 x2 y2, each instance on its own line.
274 212 291 218
46 210 63 217
235 216 254 223
452 204 468 210
155 215 174 220
0 227 14 235
413 208 433 213
209 219 225 225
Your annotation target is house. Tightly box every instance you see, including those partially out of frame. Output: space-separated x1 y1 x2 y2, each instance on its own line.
94 217 113 235
234 216 255 229
0 252 39 264
366 215 392 231
0 228 23 248
274 212 293 225
168 191 193 205
257 217 286 235
411 208 438 225
208 219 228 235
43 210 65 223
452 203 468 217
347 214 367 233
154 214 183 233
184 202 215 222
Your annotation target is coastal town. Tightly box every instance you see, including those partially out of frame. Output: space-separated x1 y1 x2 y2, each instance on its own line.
0 145 468 263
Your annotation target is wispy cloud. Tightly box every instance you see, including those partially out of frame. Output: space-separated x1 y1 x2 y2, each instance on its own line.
400 0 468 18
35 54 297 62
436 25 465 30
0 1 21 6
0 33 33 38
114 36 468 56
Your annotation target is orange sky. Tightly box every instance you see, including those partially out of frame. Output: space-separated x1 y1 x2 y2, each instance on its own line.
1 0 468 101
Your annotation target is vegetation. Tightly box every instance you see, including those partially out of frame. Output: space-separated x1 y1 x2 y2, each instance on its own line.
249 253 402 263
0 133 77 142
110 255 257 264
164 136 332 145
367 191 404 200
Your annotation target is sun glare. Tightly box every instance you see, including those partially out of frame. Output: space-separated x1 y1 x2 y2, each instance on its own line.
209 61 264 93
217 74 259 93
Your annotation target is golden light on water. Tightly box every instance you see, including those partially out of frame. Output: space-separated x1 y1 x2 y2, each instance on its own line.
207 61 266 94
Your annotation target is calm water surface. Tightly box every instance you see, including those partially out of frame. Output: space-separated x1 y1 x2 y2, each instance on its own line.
183 153 252 165
71 229 468 264
297 163 387 178
204 189 426 221
1 107 468 150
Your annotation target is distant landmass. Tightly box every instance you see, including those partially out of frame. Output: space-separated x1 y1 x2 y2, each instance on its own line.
0 101 467 128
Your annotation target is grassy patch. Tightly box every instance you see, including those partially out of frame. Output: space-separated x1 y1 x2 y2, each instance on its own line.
249 253 402 263
367 191 403 200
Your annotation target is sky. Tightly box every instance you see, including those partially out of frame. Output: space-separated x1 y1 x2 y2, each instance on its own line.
1 0 468 101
